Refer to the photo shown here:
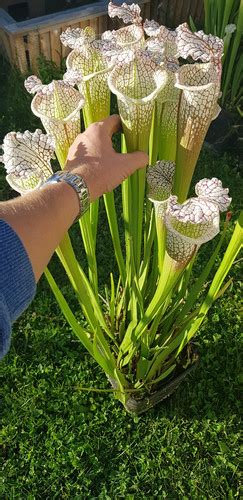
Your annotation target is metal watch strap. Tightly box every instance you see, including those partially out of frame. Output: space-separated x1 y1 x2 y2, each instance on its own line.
41 171 90 222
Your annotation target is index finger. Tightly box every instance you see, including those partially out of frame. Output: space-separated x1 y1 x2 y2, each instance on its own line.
99 114 122 137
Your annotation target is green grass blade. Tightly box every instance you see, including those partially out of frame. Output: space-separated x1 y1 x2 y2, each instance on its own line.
177 211 243 354
231 53 243 101
110 272 115 333
222 0 243 104
56 233 98 331
79 213 98 296
146 363 177 385
120 254 185 366
216 0 224 33
93 332 115 378
204 0 211 33
221 0 236 36
175 215 230 325
103 190 126 286
189 15 197 32
44 268 94 358
139 206 156 291
90 199 99 245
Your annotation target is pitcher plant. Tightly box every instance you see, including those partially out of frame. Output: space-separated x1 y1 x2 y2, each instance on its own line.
2 2 242 414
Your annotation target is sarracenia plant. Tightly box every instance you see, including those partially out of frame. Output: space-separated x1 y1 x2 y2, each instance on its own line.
2 2 242 413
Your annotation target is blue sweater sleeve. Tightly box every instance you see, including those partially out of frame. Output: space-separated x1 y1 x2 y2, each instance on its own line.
0 219 36 359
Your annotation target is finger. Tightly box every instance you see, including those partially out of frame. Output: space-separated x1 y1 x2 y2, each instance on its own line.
121 151 149 174
99 114 122 137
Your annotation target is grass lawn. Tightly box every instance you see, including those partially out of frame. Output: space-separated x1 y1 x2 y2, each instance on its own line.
0 57 242 498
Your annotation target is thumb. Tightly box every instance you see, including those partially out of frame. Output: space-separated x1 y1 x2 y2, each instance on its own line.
122 151 149 175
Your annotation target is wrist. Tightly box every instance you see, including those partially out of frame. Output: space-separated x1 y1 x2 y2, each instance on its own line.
41 170 90 222
41 181 80 227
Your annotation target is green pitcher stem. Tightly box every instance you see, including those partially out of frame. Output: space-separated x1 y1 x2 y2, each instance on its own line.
121 135 135 291
149 105 159 166
122 253 186 365
155 216 166 274
79 212 98 296
136 167 146 272
158 101 178 162
103 190 126 286
56 233 98 331
55 146 68 169
90 199 99 243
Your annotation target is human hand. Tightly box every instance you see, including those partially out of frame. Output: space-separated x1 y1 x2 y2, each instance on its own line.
65 115 149 202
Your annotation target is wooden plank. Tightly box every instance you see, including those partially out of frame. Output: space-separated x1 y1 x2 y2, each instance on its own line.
70 23 80 30
98 15 108 36
0 31 12 62
183 0 193 25
149 0 157 21
28 32 40 72
189 0 198 22
79 20 90 29
50 27 61 66
197 1 204 26
188 0 204 25
7 33 18 65
141 1 151 21
174 0 186 27
89 16 99 35
15 35 28 72
40 31 51 60
168 0 178 27
158 0 169 25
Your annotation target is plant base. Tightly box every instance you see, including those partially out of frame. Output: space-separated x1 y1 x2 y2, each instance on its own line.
109 349 199 415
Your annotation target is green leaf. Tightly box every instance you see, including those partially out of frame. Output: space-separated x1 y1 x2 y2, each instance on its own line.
93 332 115 378
44 268 94 358
110 272 115 333
189 16 197 32
221 0 236 36
222 0 243 104
231 53 243 101
175 216 230 325
146 363 176 385
136 356 150 380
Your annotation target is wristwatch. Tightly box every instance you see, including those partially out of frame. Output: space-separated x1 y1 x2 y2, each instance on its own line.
41 170 90 222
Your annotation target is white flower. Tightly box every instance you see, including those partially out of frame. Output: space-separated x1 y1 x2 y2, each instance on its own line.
62 26 116 122
63 69 83 86
176 23 224 66
165 195 220 263
25 76 84 163
144 20 178 58
173 62 221 201
108 50 168 149
147 161 175 201
60 26 96 50
102 24 144 50
164 177 230 263
1 129 54 194
195 178 231 211
108 1 142 25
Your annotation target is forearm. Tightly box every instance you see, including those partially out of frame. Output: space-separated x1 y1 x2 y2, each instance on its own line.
0 182 79 282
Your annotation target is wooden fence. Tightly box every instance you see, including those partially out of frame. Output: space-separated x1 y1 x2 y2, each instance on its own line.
0 0 204 73
151 0 204 29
